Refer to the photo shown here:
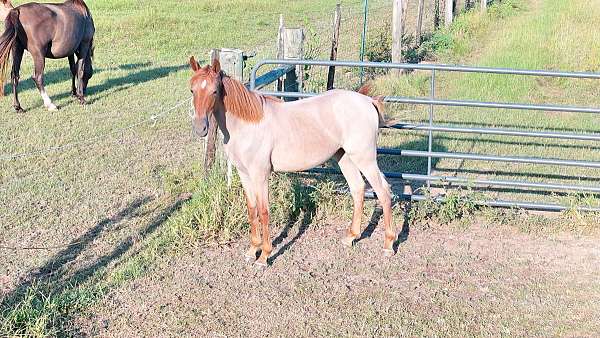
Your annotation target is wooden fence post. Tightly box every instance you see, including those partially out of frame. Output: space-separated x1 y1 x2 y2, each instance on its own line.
276 14 285 91
204 48 244 183
283 28 304 101
203 49 220 176
434 0 440 30
481 0 487 12
392 0 407 73
327 4 342 90
445 0 455 28
416 0 425 47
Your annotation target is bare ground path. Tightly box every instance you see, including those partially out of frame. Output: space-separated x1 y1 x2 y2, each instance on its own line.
79 221 600 337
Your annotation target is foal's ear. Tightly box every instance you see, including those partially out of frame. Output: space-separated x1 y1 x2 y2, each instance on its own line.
189 56 200 72
211 58 221 74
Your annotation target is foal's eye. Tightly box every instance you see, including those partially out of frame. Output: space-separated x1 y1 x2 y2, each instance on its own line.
212 90 218 96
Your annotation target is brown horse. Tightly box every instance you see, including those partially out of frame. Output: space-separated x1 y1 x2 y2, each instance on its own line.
0 0 95 112
189 57 395 267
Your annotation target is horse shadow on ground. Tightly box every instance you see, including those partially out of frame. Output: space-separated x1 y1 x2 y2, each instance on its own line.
2 62 187 109
0 194 191 335
268 181 317 265
267 137 446 263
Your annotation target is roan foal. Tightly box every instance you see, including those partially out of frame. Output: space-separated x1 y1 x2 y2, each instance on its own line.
189 57 395 266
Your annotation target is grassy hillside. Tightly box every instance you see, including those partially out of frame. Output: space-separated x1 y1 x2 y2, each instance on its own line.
373 0 600 208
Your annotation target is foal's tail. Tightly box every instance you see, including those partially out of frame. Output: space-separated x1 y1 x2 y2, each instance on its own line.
0 8 19 95
358 83 386 127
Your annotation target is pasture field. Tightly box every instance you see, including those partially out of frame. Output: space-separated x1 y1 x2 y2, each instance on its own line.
1 0 599 336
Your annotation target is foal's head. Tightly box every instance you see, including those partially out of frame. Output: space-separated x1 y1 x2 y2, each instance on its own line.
189 56 223 137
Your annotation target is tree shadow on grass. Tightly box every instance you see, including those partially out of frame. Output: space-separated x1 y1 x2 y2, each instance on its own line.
82 63 188 104
0 193 191 336
2 62 152 94
4 62 187 110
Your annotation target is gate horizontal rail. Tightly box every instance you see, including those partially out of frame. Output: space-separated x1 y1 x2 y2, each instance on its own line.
308 168 600 194
258 91 600 114
388 123 600 141
379 149 600 169
251 59 600 212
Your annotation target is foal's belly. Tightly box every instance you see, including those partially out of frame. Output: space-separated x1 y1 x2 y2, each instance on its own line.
270 141 340 173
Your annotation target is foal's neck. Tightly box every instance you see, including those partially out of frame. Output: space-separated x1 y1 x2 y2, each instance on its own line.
220 76 265 123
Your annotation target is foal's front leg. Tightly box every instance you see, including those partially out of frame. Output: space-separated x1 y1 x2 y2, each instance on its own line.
255 178 272 267
239 173 262 262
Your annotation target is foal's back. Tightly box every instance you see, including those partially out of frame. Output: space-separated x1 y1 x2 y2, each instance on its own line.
264 89 381 172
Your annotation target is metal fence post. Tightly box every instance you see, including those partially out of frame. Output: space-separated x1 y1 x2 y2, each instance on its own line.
427 69 436 187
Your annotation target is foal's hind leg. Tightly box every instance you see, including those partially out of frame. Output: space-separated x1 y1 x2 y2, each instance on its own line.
31 52 57 111
334 150 366 247
11 44 24 113
350 154 395 256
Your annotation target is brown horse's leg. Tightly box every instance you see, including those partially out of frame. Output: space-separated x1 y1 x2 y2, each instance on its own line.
351 157 395 256
31 52 57 111
68 55 77 97
11 44 24 113
335 150 366 247
255 178 272 267
75 43 92 105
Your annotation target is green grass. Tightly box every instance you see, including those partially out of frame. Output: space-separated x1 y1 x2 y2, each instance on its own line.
2 0 599 335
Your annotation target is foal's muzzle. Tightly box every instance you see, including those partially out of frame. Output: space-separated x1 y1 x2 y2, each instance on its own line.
192 116 209 138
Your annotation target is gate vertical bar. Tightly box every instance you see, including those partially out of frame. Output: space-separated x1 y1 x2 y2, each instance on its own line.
427 69 436 187
359 0 369 84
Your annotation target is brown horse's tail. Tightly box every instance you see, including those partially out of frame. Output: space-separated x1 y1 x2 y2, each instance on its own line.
357 83 386 127
0 8 19 96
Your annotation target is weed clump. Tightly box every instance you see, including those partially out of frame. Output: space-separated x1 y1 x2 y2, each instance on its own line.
409 188 480 228
167 167 352 244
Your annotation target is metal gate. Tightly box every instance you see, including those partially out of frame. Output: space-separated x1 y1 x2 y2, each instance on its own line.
250 59 600 212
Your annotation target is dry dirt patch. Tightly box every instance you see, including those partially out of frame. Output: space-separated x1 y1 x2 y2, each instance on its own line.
80 222 600 337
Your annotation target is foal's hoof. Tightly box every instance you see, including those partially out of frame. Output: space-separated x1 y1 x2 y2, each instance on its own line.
382 249 395 257
14 106 25 113
244 254 256 263
341 236 355 247
79 97 87 105
46 104 58 111
254 260 268 269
